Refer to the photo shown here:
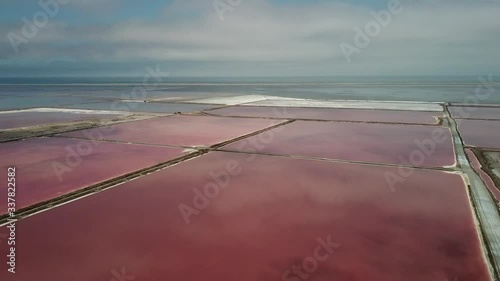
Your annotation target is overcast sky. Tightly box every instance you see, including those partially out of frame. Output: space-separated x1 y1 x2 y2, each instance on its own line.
0 0 499 77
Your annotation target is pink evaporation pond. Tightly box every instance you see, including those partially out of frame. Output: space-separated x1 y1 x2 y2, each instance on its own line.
0 111 123 130
457 119 500 149
0 152 490 281
0 137 185 214
223 121 455 168
207 106 442 124
466 149 500 202
449 106 500 120
60 115 284 147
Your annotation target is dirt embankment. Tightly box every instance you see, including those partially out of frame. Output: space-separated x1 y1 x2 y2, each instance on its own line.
478 150 500 189
0 114 154 142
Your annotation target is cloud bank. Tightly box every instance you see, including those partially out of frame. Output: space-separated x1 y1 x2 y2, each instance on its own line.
1 0 499 76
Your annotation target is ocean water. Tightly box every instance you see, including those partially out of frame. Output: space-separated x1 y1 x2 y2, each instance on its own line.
0 76 499 111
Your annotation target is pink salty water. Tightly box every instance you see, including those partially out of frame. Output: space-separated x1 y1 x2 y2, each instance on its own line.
0 152 490 281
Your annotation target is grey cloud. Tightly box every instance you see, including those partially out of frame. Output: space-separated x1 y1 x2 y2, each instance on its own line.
1 0 499 76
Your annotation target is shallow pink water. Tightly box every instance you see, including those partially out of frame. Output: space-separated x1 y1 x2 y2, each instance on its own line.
449 106 500 120
207 106 442 124
0 152 488 281
457 119 500 149
61 115 284 147
0 111 122 130
0 152 490 281
0 137 185 213
466 149 500 202
223 121 455 167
